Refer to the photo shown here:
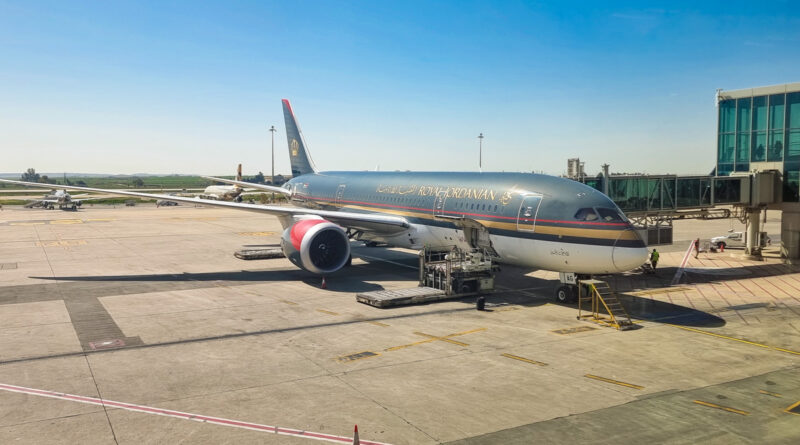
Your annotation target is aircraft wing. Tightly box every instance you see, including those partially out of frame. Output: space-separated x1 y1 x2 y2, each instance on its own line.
201 176 292 196
0 179 409 234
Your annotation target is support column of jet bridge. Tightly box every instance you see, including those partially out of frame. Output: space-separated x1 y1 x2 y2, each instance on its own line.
577 279 634 331
745 207 762 257
356 246 495 308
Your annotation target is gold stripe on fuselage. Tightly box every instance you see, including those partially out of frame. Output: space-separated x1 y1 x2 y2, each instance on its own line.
313 201 636 241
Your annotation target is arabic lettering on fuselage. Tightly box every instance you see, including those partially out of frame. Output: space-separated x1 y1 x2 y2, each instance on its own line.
375 184 513 204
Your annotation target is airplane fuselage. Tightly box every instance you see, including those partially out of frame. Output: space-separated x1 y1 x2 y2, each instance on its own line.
284 171 647 275
201 185 241 201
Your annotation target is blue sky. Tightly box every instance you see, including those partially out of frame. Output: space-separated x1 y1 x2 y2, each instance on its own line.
1 1 799 176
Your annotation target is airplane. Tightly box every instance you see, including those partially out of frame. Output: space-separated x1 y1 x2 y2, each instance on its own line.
0 99 648 302
166 164 269 203
198 164 248 202
24 189 98 211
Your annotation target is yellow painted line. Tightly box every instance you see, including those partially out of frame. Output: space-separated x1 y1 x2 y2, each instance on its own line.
492 306 522 312
11 222 45 226
693 400 749 416
238 231 276 236
501 353 547 366
279 299 298 306
84 218 114 222
584 374 644 390
632 287 692 296
367 321 389 327
413 332 468 347
385 327 486 352
667 324 800 356
785 400 800 415
385 339 435 351
759 390 782 398
316 309 339 316
449 328 487 336
49 219 82 225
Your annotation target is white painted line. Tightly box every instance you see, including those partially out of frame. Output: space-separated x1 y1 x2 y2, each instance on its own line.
0 383 391 445
671 240 696 285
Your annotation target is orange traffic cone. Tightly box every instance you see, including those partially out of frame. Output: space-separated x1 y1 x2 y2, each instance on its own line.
352 425 359 445
321 277 327 289
720 244 724 252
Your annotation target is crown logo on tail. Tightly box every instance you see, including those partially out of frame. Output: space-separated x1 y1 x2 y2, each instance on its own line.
291 139 299 156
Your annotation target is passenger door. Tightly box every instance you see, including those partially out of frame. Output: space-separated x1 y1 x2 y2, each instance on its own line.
516 194 543 232
433 190 447 217
335 184 346 205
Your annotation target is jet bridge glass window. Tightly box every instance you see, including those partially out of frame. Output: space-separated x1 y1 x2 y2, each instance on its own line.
596 208 624 222
574 208 598 221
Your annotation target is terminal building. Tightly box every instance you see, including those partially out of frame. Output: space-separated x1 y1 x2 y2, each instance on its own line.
716 82 800 261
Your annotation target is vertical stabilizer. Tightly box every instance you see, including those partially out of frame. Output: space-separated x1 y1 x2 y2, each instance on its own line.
282 99 317 177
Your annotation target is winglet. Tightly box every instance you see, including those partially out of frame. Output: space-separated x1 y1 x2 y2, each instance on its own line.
282 99 317 177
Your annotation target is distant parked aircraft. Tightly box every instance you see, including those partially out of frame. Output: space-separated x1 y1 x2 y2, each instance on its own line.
196 164 272 202
25 189 98 211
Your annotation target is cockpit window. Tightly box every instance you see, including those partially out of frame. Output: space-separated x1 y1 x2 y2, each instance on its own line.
574 208 598 221
596 208 624 222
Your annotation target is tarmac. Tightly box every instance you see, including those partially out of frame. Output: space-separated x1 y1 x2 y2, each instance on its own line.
0 204 798 444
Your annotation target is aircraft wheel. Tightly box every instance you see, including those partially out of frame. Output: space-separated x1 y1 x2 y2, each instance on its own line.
71 204 77 210
459 281 477 294
555 285 574 304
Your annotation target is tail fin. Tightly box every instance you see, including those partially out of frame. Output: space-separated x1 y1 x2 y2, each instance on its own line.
282 99 317 177
236 164 242 182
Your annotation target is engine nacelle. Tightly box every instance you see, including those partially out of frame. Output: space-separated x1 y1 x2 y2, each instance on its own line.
281 219 351 274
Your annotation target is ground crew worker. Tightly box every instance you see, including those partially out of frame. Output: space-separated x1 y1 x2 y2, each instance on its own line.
694 238 700 258
650 248 659 270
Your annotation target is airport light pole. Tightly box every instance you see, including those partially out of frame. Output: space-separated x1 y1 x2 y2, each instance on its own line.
269 125 276 203
478 133 484 171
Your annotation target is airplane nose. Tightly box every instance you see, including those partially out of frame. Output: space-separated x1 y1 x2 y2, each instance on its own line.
612 229 648 272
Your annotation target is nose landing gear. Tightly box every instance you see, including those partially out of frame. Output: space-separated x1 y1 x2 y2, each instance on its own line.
555 285 575 304
554 272 591 304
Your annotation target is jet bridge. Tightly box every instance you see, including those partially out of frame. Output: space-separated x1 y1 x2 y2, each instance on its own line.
580 171 777 252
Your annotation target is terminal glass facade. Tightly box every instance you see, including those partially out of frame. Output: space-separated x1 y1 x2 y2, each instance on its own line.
718 88 800 202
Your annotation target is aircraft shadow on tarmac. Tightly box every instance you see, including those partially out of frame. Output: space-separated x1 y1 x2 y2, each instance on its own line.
463 269 726 329
28 263 393 294
28 250 795 328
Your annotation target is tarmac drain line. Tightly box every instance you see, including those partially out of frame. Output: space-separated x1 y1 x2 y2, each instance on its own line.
0 383 392 445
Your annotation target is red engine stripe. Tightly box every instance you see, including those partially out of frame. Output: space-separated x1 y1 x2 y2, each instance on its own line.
290 219 327 250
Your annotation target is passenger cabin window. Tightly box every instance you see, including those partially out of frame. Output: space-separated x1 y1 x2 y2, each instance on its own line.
574 208 599 221
596 208 624 222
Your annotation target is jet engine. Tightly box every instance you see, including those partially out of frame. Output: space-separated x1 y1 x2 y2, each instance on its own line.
280 219 351 274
